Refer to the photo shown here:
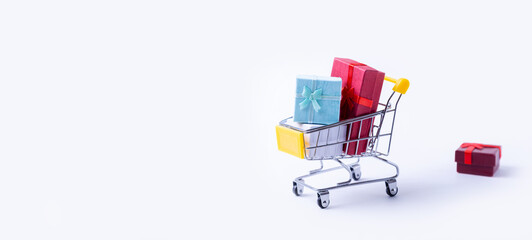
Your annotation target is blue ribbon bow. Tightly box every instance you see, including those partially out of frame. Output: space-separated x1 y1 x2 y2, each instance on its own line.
299 86 322 112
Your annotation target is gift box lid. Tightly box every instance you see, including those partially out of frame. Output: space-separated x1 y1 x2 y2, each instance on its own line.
331 57 385 118
455 145 501 167
332 58 382 99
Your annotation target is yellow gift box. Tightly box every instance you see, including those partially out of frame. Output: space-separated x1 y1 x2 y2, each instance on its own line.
276 125 305 159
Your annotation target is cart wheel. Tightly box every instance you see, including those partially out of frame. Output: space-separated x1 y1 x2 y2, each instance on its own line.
292 181 303 196
386 186 398 197
317 191 330 209
385 179 398 197
351 165 361 181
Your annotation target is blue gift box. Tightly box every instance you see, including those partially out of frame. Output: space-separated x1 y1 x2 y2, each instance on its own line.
294 75 342 125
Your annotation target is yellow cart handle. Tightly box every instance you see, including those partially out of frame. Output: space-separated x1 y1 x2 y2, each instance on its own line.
384 76 410 94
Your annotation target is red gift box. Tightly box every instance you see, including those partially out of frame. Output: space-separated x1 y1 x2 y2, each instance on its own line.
455 143 502 177
331 58 384 155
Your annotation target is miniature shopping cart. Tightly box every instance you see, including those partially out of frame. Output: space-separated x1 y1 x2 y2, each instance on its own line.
276 76 409 208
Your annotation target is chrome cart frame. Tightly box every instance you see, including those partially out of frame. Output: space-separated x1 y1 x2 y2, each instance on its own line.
279 77 408 209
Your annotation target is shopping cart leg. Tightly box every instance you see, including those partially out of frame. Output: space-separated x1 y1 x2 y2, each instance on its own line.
292 179 304 196
309 160 324 174
334 158 354 185
351 164 361 181
317 190 330 209
385 179 398 197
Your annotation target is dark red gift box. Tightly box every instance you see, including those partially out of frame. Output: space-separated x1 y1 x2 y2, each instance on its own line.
331 58 384 155
455 143 502 177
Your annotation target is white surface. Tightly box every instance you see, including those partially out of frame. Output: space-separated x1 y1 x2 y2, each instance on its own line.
1 0 531 239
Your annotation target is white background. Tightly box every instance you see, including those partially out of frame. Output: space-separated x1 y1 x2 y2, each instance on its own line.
1 0 531 239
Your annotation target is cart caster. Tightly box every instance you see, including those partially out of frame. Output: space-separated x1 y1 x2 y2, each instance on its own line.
385 179 398 197
350 164 361 181
292 180 304 196
317 191 330 209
